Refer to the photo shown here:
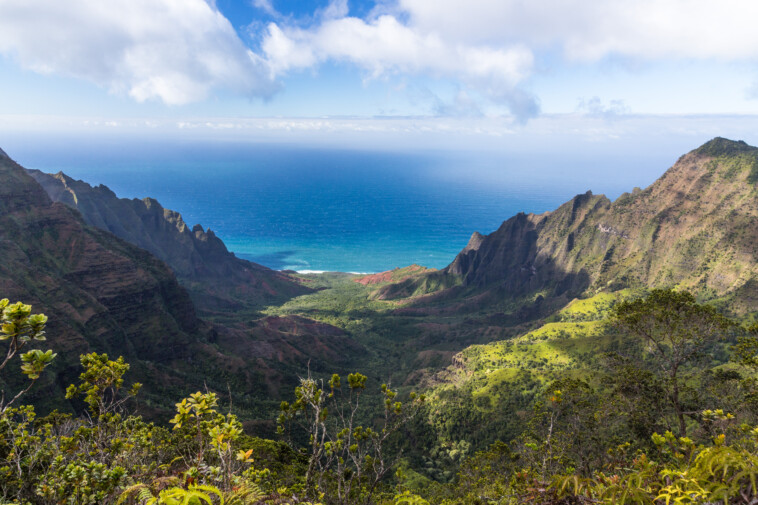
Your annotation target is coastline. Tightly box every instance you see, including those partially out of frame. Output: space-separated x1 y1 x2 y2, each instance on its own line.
294 269 371 275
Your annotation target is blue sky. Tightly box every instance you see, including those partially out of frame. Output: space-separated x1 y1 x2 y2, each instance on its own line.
1 0 758 151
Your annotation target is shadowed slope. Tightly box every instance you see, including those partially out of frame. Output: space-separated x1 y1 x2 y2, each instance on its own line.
27 170 312 317
0 150 209 413
1 150 355 425
378 138 758 314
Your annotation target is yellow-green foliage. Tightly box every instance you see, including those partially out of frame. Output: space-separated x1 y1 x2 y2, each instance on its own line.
447 291 631 381
460 320 608 377
553 423 758 505
421 291 634 446
263 272 393 327
392 490 430 505
558 289 632 322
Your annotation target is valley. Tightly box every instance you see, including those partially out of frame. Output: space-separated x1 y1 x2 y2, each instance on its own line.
6 137 757 423
4 1 757 501
2 137 758 503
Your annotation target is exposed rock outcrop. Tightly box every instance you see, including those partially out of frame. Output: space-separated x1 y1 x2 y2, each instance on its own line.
27 170 311 315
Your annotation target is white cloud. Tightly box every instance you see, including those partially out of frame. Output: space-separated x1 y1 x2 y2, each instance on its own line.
252 0 278 18
256 0 758 120
317 0 350 21
577 97 630 119
7 113 758 159
746 81 758 100
261 12 537 120
397 0 758 62
0 0 278 105
2 0 755 119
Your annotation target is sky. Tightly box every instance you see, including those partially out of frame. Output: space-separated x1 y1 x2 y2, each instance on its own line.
1 0 758 152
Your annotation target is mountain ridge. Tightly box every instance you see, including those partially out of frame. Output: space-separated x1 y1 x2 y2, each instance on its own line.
0 150 356 423
0 150 210 412
376 137 758 315
27 169 311 317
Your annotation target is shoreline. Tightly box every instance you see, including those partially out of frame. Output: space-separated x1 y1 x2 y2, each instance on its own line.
292 269 372 275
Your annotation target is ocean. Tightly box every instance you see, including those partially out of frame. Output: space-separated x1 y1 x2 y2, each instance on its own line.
9 138 665 273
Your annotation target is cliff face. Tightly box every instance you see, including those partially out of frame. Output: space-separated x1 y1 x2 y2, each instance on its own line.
27 170 311 316
0 152 209 410
2 151 360 421
381 138 758 313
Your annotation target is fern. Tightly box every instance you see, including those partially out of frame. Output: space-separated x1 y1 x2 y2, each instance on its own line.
118 477 183 505
120 484 224 505
158 484 224 505
117 483 154 505
225 482 264 505
693 446 758 503
393 491 430 505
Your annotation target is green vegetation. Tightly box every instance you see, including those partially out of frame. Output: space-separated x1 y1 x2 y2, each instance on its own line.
694 137 756 157
3 291 758 503
612 289 735 437
5 138 758 503
260 272 494 389
277 372 424 504
0 299 55 413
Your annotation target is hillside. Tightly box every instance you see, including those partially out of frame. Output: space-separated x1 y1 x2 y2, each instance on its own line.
3 139 758 504
3 137 758 438
378 137 758 316
0 148 211 413
390 138 758 458
0 150 359 423
27 169 311 320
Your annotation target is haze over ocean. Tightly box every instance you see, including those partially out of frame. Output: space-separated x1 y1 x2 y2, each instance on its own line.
10 138 670 273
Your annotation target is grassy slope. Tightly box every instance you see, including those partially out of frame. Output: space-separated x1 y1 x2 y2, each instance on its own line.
262 272 448 383
416 290 637 451
260 271 559 384
252 273 749 448
258 272 627 431
418 286 751 456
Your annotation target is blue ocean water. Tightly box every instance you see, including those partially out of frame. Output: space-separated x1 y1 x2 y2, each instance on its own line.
9 138 663 273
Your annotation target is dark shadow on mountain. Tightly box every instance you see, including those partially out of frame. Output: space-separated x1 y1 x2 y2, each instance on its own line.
25 169 313 316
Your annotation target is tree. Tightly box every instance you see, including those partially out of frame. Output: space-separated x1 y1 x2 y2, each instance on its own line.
612 289 733 437
169 391 256 491
733 323 758 370
730 323 758 417
603 354 669 444
0 298 56 412
278 372 424 505
66 353 141 421
515 378 603 481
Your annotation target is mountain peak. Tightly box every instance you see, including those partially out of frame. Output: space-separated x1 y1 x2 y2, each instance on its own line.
53 170 72 181
462 231 485 254
694 137 756 157
0 147 9 160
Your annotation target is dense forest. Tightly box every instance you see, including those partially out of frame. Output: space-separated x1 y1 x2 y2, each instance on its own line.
2 289 758 504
